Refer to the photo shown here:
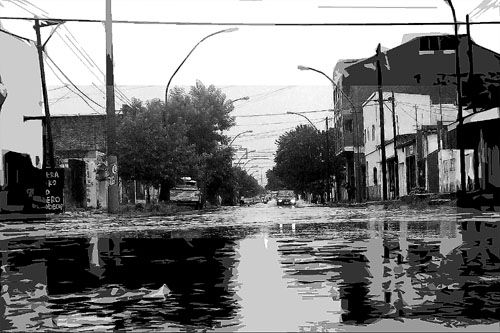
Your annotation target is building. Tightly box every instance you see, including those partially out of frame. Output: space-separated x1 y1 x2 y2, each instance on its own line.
51 114 108 208
0 30 44 213
448 107 500 209
51 113 156 208
362 91 478 200
331 33 500 202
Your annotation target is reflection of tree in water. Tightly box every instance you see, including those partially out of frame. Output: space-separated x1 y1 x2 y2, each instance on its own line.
2 234 242 331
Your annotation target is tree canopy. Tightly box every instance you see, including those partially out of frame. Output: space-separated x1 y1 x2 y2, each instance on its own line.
116 81 258 205
271 124 343 196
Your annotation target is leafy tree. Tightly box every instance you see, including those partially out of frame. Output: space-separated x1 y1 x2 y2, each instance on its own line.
233 167 264 199
116 98 199 200
273 125 342 197
265 168 285 191
166 81 235 154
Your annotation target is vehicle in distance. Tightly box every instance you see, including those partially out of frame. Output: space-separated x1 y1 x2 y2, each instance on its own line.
276 190 296 206
169 177 202 209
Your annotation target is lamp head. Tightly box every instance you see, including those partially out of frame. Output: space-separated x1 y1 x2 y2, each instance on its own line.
224 27 239 33
297 65 309 71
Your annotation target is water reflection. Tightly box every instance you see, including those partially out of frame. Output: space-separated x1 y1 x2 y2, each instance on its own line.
1 231 242 331
1 208 499 331
273 218 500 331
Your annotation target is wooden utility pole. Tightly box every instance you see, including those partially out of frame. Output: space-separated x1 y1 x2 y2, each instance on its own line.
376 44 388 201
34 19 55 169
391 91 399 198
325 116 331 202
106 0 119 213
466 15 480 190
414 105 420 189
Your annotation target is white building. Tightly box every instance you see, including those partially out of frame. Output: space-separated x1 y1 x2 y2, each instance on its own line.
363 92 433 199
0 30 44 211
0 30 43 182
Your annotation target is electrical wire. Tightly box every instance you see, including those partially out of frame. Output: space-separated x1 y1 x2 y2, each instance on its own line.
0 15 498 26
45 53 105 110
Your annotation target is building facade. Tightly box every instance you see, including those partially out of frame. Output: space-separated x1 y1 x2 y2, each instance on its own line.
331 33 500 202
0 30 44 212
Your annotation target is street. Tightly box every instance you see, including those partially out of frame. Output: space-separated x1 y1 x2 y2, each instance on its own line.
1 203 500 332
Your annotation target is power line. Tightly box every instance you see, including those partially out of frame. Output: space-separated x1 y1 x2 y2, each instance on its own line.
6 0 132 106
234 108 332 118
45 53 105 109
1 16 499 26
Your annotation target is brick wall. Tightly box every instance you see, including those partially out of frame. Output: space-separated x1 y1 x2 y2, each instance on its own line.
51 115 107 158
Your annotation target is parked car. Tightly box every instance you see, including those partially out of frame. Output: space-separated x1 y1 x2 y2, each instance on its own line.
169 177 202 209
276 190 296 206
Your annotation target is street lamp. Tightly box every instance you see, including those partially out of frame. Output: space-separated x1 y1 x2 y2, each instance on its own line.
230 96 250 104
163 27 238 125
442 0 466 195
230 130 253 146
241 157 273 169
236 149 256 165
298 64 361 203
287 111 319 130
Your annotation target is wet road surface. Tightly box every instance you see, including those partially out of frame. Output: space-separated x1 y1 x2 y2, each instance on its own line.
1 202 500 331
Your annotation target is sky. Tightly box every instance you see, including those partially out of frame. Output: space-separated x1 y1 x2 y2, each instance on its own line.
1 0 499 184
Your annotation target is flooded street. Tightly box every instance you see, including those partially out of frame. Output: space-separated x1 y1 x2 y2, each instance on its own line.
1 203 500 332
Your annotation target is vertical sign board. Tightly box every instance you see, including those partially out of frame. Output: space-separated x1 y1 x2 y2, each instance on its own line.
45 168 64 213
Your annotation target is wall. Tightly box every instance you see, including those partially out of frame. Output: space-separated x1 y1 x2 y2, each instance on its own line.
438 149 475 193
0 31 43 186
51 115 107 158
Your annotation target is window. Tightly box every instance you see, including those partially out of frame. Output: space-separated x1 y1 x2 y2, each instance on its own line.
420 35 457 52
440 35 457 50
373 167 378 185
343 119 353 133
364 129 367 143
372 125 376 141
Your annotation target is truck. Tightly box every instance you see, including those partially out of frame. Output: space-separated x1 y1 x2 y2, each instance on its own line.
169 177 202 209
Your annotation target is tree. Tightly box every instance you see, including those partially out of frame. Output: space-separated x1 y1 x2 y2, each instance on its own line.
166 81 235 154
265 168 285 191
273 125 342 197
116 98 199 201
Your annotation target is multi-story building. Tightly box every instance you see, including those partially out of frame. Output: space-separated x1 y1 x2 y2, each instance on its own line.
331 33 500 202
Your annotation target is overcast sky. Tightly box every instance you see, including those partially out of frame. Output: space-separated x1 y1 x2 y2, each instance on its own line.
1 0 499 86
1 0 499 184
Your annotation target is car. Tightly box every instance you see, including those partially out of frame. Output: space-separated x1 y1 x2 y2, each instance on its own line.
169 177 202 209
276 190 296 206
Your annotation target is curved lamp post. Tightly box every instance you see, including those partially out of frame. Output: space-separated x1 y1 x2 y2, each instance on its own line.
230 96 250 104
236 149 256 165
230 130 253 146
298 64 361 203
443 0 466 194
241 157 273 169
287 111 319 131
163 27 238 125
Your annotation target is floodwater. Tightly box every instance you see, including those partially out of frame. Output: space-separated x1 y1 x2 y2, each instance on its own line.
1 202 500 332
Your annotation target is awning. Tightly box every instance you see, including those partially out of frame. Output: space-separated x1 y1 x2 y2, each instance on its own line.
448 107 500 132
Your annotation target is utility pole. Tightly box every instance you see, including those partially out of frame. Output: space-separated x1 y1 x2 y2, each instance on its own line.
414 105 420 189
376 44 388 201
391 91 399 198
325 116 331 202
34 19 55 169
106 0 119 213
466 14 480 190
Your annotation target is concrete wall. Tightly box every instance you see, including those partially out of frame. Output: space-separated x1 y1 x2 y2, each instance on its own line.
0 31 43 186
438 149 475 193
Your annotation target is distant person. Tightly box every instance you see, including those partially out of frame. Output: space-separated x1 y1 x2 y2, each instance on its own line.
216 194 222 207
